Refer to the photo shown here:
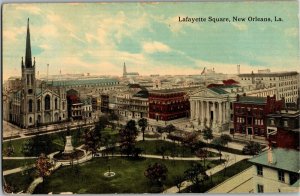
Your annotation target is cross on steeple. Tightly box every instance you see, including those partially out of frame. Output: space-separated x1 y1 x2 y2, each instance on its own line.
25 18 32 68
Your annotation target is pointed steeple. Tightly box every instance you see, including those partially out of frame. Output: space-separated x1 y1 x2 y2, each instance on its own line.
123 62 127 76
25 18 32 68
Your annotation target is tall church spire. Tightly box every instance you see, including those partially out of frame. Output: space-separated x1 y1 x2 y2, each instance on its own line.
123 62 127 77
25 18 32 68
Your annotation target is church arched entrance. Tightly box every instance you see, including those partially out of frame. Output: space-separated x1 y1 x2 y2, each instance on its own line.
37 115 41 124
54 113 59 122
44 112 51 123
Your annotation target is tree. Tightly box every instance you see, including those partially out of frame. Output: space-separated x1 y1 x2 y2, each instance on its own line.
156 126 163 133
195 148 208 168
211 137 226 161
138 118 148 141
164 124 176 134
182 132 199 153
22 139 34 156
94 115 110 145
84 129 100 155
222 154 231 177
58 130 67 146
22 134 53 156
243 141 262 155
156 146 167 159
184 163 208 186
35 153 53 178
119 120 138 156
73 126 83 146
203 126 213 144
220 134 232 147
174 175 184 193
144 163 168 186
108 112 119 121
4 138 14 157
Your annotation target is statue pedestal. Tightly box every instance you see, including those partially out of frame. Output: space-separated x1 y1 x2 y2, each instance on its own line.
63 136 74 154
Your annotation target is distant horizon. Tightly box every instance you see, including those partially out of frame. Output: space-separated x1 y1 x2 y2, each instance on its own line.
3 2 299 81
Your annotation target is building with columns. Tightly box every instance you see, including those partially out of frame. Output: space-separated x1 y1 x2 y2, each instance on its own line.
189 87 232 132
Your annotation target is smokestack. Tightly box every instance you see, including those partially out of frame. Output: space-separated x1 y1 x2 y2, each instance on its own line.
47 64 49 82
237 65 240 75
267 146 276 164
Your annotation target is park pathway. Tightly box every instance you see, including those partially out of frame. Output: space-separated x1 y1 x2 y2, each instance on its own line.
162 149 252 193
3 164 35 176
3 156 37 160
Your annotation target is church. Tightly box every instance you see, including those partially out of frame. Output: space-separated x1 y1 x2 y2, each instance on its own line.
7 19 67 128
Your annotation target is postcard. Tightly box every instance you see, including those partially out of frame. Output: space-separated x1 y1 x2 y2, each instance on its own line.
2 1 299 194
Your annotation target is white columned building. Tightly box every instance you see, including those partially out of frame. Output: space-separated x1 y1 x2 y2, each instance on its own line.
189 87 234 133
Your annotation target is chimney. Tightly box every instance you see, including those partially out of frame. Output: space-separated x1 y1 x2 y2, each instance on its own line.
267 146 276 165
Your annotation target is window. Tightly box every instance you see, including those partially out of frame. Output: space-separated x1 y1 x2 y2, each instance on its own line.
28 99 33 112
257 184 264 193
37 99 41 111
27 74 30 85
45 95 51 110
257 165 263 176
278 170 285 182
283 120 288 127
289 173 299 185
55 98 58 110
29 117 32 123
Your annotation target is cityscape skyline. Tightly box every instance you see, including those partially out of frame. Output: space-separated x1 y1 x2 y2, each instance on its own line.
3 2 299 81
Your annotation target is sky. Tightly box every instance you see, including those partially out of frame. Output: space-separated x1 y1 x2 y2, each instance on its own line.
2 2 299 81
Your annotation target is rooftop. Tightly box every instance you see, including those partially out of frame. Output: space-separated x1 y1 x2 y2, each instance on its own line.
133 90 149 98
248 148 299 173
46 78 120 87
149 88 186 94
238 71 298 77
209 87 229 95
236 96 267 104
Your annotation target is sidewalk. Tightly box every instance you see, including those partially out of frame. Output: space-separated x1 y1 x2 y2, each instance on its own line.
3 164 35 176
3 157 38 160
162 150 251 193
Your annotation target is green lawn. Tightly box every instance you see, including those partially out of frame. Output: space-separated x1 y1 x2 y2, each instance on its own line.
136 140 218 158
4 168 35 193
102 127 120 141
33 157 221 194
2 128 86 157
2 159 37 171
182 159 252 193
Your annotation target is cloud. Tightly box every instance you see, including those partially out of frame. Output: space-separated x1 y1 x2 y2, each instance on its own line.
3 27 25 42
15 5 42 14
285 28 298 37
231 22 248 31
143 41 171 53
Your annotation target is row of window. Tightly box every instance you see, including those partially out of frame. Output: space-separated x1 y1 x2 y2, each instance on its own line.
28 96 65 112
279 81 298 86
26 74 34 86
256 165 298 185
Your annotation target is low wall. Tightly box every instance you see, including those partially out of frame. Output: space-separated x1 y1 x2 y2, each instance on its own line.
207 167 254 193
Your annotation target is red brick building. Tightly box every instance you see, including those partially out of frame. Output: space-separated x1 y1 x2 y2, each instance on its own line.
148 89 190 121
233 94 283 138
267 110 299 150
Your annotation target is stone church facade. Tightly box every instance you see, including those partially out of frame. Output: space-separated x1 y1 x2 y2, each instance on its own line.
7 19 67 128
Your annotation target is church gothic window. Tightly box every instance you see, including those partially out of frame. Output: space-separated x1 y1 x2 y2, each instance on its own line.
28 99 33 112
55 98 58 110
27 74 30 85
37 99 41 111
45 95 51 110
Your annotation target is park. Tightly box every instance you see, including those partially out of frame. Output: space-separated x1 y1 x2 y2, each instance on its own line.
3 116 259 194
